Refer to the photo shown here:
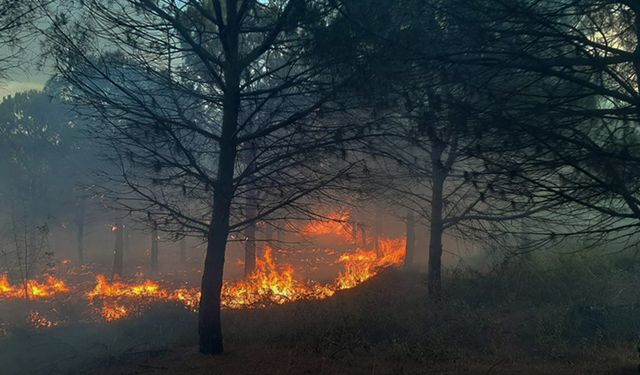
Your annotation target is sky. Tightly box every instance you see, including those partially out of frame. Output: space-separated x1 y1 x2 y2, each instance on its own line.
0 76 47 98
0 25 51 99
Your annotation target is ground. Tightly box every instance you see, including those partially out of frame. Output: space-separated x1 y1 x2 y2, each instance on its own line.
2 264 640 374
91 345 638 375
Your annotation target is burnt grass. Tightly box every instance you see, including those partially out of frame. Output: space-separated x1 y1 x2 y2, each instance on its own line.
3 253 640 374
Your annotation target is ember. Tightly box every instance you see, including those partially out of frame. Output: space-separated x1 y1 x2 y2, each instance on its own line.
28 311 59 328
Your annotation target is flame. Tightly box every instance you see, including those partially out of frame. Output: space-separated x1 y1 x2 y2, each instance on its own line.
0 274 70 299
87 275 167 299
83 237 404 321
4 236 405 323
221 247 332 308
336 238 406 289
174 288 200 311
300 211 355 243
86 275 174 321
0 274 13 294
2 209 407 327
98 302 130 322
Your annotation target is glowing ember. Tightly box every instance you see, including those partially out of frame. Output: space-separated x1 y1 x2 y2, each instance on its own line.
98 301 130 322
28 311 59 328
0 274 70 299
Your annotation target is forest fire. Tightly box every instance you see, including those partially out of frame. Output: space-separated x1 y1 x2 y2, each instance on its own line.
0 274 70 299
1 215 406 326
2 1 637 371
82 234 406 321
221 247 333 308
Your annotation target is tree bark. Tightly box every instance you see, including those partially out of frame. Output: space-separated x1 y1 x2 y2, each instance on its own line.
180 237 187 263
428 157 446 299
264 221 273 255
360 224 367 248
198 31 240 352
276 220 285 243
112 218 124 279
244 212 256 277
76 198 85 264
243 143 258 277
198 139 236 354
351 220 358 243
404 210 415 270
373 209 381 256
150 223 159 273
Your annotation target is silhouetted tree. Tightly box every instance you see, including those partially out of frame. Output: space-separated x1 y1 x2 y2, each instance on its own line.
46 0 367 354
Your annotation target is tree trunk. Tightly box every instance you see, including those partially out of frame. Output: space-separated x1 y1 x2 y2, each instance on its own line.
351 220 358 243
373 210 381 256
244 216 256 277
264 221 273 254
404 210 415 270
360 224 367 248
198 38 240 353
123 222 129 258
276 221 285 243
180 237 187 263
76 198 85 264
243 143 258 277
150 223 159 273
112 218 124 279
428 159 446 298
198 148 236 354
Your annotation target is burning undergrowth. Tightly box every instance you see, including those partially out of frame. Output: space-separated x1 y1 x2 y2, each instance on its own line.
0 212 406 335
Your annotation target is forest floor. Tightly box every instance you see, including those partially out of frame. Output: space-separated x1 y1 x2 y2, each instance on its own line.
90 344 637 375
3 259 640 374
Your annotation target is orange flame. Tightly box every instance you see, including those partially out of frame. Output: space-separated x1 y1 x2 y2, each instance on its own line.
221 247 332 308
87 275 167 299
84 237 404 321
299 211 355 243
0 274 70 299
3 210 406 326
336 238 406 289
98 301 130 322
86 275 173 321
